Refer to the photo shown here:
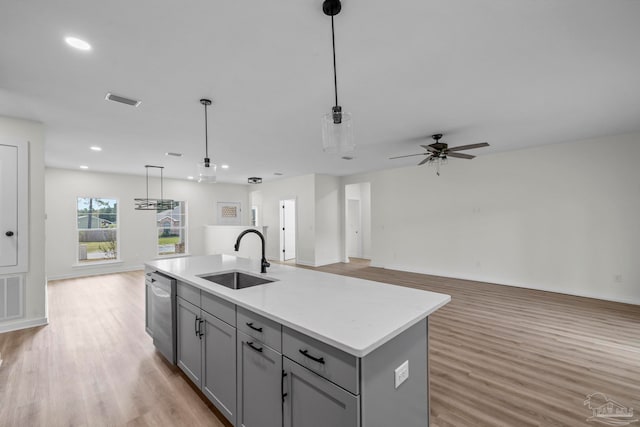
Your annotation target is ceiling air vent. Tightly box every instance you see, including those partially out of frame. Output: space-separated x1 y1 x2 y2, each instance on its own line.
105 92 141 107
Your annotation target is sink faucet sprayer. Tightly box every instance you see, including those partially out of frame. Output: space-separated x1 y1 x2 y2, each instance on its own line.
234 229 270 274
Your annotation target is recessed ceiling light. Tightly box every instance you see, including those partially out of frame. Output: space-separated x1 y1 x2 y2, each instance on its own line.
90 146 102 151
80 165 89 169
274 172 284 176
65 36 92 51
248 177 262 184
165 152 182 157
341 156 354 160
187 176 194 180
221 164 229 169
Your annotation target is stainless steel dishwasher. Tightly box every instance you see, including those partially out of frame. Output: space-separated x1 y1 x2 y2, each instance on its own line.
149 271 176 364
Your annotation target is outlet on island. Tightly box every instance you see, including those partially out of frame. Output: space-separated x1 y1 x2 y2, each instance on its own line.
395 360 409 388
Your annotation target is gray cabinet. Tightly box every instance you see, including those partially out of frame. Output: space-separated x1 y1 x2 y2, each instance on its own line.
283 357 359 427
202 311 237 425
176 282 237 426
237 330 282 427
176 296 202 387
167 279 432 427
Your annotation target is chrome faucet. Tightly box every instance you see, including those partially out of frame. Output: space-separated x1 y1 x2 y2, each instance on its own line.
234 229 270 274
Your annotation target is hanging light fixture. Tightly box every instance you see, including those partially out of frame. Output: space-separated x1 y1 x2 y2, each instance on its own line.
134 165 175 211
321 0 354 154
197 98 217 183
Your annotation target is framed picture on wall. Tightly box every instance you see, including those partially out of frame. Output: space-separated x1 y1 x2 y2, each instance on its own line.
217 202 241 225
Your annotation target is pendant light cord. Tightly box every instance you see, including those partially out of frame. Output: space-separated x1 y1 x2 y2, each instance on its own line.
203 103 209 159
331 15 339 106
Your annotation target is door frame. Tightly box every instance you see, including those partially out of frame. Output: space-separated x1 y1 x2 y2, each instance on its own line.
279 198 297 262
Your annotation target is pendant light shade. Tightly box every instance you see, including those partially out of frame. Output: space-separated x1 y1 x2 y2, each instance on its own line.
198 98 217 183
198 158 217 183
321 0 354 154
322 107 354 153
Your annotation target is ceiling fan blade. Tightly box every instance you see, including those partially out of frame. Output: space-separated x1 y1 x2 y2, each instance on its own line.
447 142 490 152
420 145 439 153
389 153 427 160
447 152 475 159
418 155 433 166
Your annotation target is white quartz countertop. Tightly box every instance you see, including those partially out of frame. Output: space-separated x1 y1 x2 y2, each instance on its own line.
146 255 450 357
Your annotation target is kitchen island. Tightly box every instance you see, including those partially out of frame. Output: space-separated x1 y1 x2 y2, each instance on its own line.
146 254 450 427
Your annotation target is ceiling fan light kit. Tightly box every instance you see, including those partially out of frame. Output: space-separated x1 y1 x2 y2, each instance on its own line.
197 98 217 183
389 133 490 176
134 165 176 211
321 0 355 155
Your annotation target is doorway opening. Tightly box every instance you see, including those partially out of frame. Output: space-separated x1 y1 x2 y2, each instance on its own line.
344 182 371 263
279 199 297 263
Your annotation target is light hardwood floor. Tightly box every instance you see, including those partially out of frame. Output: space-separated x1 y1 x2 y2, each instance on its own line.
0 265 638 426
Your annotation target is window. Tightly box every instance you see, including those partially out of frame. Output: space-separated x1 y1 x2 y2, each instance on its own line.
157 201 187 256
77 197 118 263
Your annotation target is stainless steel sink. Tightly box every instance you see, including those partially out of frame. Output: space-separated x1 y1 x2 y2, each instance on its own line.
198 271 275 290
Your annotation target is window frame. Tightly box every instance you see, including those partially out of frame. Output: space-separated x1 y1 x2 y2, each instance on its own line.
76 196 120 264
156 201 188 257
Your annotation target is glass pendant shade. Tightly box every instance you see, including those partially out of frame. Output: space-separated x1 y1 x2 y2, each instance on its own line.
321 108 354 154
197 158 217 183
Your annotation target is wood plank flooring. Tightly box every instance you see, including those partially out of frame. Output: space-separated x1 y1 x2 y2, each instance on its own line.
0 272 230 427
315 260 640 427
0 264 638 426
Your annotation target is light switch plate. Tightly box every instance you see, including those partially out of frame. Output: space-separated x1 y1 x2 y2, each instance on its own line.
394 360 409 388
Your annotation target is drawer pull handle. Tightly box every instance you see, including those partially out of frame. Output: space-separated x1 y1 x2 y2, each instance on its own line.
194 316 200 336
299 349 325 364
246 322 263 332
247 341 263 353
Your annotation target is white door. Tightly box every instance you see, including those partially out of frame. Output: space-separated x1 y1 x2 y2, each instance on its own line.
0 144 18 267
347 199 362 258
280 200 296 261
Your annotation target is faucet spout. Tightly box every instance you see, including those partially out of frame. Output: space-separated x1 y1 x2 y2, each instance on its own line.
234 229 270 274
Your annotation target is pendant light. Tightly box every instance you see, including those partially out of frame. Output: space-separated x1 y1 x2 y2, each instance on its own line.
134 165 175 211
321 0 354 154
197 98 217 183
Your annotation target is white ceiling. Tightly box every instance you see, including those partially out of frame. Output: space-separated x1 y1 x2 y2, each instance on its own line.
2 0 640 184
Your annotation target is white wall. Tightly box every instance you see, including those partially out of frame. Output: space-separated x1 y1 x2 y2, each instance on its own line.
0 116 46 332
251 174 316 265
315 175 342 266
45 168 249 279
342 132 640 304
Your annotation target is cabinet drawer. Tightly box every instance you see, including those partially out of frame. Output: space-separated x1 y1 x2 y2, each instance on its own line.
237 307 282 352
177 281 201 307
202 291 236 326
283 327 359 395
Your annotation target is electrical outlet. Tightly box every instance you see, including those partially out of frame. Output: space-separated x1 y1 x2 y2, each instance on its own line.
394 360 409 389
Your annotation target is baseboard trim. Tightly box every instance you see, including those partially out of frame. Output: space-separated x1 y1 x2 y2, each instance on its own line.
314 258 342 267
0 316 48 333
373 262 640 306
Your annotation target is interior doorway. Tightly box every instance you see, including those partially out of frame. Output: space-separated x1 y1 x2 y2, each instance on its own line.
346 199 362 258
344 182 371 263
279 199 296 262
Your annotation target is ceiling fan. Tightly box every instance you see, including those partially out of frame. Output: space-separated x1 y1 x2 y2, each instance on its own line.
390 133 489 175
